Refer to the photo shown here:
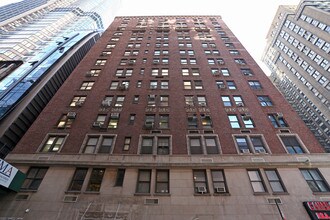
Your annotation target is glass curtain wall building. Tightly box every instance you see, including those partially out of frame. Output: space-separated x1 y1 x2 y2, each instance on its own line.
262 0 330 151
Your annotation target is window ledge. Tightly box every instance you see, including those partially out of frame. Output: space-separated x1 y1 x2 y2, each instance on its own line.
154 193 171 196
194 193 211 196
313 192 330 195
253 192 270 196
134 193 151 196
65 191 81 194
19 189 38 193
272 192 289 196
213 193 231 196
83 191 100 195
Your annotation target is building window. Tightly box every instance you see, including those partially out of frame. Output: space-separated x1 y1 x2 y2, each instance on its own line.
83 136 99 153
98 137 114 153
201 114 212 129
57 114 74 129
68 168 88 191
144 115 155 130
194 80 203 89
94 114 106 127
115 96 125 107
211 170 228 194
159 95 169 107
248 81 262 89
193 170 209 194
188 115 198 128
228 115 240 128
157 137 170 155
70 96 86 107
183 81 192 89
185 96 194 106
123 137 131 151
265 169 286 193
221 68 230 76
241 69 253 76
114 169 125 187
301 169 329 192
40 135 66 152
80 81 94 90
241 114 255 128
280 136 304 154
205 137 219 154
95 59 106 66
227 81 236 90
250 136 267 153
136 170 151 194
235 137 249 153
233 96 244 106
129 114 136 124
189 137 203 154
268 114 288 128
257 96 273 106
221 96 232 107
197 96 207 106
108 113 120 129
160 81 169 89
141 137 153 154
21 167 48 190
156 170 169 193
247 170 267 193
86 168 105 192
159 115 169 129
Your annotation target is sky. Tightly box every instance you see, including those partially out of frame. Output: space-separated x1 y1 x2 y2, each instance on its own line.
0 0 301 75
117 0 301 75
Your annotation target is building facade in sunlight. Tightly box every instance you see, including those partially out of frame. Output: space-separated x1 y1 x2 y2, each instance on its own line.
0 15 329 220
262 0 330 151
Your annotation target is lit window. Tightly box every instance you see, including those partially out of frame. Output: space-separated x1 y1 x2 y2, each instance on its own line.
80 81 94 90
57 114 74 129
108 113 120 129
41 135 66 152
184 81 192 89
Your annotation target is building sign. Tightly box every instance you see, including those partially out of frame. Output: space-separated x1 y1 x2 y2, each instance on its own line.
0 159 25 192
303 201 330 220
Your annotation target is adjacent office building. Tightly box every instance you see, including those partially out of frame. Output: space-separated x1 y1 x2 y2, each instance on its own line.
0 0 121 157
0 15 329 220
262 0 330 151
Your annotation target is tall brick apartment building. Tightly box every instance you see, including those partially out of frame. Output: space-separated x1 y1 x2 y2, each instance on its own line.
1 15 329 220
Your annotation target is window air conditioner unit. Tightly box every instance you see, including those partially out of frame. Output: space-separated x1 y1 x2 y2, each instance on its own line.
118 85 127 90
93 122 104 127
219 84 226 89
150 85 157 90
67 112 76 119
276 112 284 118
213 70 220 76
102 100 111 107
199 102 207 107
153 60 160 64
237 103 244 107
128 60 135 65
256 149 267 154
197 186 207 193
144 121 154 129
85 71 93 77
215 187 226 193
75 101 83 107
243 113 251 120
241 149 250 153
111 113 120 118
